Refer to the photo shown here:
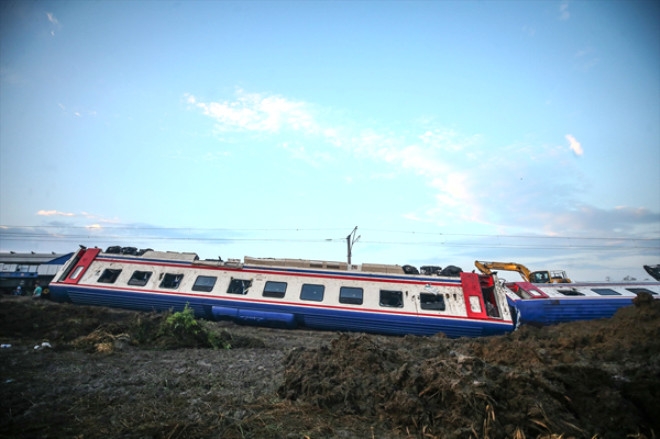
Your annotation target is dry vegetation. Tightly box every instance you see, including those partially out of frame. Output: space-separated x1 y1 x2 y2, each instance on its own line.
1 294 658 438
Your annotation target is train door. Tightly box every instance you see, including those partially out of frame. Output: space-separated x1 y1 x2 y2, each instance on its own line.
460 272 488 318
59 248 101 284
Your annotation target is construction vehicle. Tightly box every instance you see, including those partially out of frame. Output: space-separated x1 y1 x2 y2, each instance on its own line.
474 260 572 283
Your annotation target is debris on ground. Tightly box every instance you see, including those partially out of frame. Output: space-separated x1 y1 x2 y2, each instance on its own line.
1 294 659 438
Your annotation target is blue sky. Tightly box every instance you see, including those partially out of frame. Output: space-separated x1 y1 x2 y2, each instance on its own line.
1 0 658 281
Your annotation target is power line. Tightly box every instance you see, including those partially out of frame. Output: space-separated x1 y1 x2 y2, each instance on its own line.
2 225 658 242
1 225 349 232
0 233 657 250
364 228 660 242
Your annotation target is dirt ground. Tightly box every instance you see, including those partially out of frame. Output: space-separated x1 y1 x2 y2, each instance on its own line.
1 294 658 439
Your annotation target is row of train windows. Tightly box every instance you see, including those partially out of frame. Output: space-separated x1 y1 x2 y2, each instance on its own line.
558 288 657 296
97 268 447 310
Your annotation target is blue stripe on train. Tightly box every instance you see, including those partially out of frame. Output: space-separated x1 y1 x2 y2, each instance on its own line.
49 284 512 338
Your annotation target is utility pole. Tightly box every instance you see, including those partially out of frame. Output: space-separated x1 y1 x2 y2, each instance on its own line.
346 226 360 265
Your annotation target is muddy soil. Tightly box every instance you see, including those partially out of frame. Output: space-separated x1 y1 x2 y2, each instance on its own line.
1 294 658 439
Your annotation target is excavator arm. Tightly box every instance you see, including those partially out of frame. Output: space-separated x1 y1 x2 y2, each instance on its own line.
474 261 533 281
474 260 571 283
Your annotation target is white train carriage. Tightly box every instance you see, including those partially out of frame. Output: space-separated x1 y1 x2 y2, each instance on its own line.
48 246 514 338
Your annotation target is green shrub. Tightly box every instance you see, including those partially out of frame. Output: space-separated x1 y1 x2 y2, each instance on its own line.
164 303 200 335
158 304 231 349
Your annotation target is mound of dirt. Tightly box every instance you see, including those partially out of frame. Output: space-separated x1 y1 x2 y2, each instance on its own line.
1 294 659 438
280 294 660 438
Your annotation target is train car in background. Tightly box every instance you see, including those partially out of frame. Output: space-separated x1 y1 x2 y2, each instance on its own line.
0 251 72 295
504 279 660 327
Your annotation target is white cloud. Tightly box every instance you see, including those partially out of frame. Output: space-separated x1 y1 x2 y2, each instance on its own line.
573 46 599 72
565 134 584 156
37 210 121 226
37 210 75 217
46 12 61 36
280 143 333 167
539 204 660 237
0 67 26 86
187 89 491 224
419 128 476 152
46 12 59 25
185 90 318 134
559 1 570 20
186 89 660 244
522 25 536 37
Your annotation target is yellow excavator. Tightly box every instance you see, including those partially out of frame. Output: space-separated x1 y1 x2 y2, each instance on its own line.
474 260 572 283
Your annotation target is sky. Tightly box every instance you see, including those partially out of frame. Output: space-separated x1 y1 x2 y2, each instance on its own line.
1 0 659 282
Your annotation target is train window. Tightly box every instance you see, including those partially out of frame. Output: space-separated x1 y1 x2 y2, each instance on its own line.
626 288 657 296
227 278 252 295
558 289 584 296
192 275 217 292
591 288 620 296
420 293 446 311
339 286 363 305
300 283 324 302
160 273 183 289
380 290 403 308
128 270 152 286
468 296 482 313
15 264 37 273
98 268 122 284
70 266 84 280
263 281 287 298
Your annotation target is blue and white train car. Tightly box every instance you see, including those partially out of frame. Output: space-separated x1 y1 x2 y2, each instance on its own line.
47 246 514 338
504 280 660 327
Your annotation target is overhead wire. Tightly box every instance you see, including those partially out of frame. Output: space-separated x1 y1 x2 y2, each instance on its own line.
2 224 658 241
1 225 658 250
